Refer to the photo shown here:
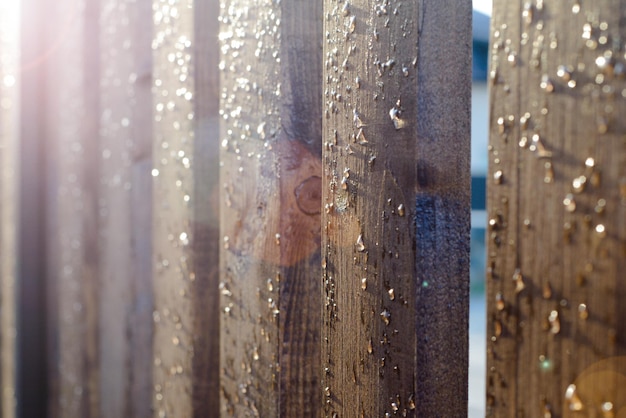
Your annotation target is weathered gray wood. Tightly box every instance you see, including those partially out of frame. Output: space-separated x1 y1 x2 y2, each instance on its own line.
43 0 102 416
0 3 19 416
488 1 626 416
151 0 221 415
321 1 471 416
99 0 154 416
219 0 322 415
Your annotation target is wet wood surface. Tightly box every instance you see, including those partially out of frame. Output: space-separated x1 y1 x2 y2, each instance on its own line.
151 0 221 415
219 0 323 415
321 1 472 416
487 1 626 416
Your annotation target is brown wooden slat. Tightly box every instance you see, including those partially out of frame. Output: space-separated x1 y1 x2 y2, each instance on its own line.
321 1 472 416
487 1 626 416
219 0 323 415
151 0 221 415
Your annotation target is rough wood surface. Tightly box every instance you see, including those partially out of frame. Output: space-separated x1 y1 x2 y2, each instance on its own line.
219 0 322 415
0 2 19 416
321 1 471 416
487 1 626 416
151 0 221 415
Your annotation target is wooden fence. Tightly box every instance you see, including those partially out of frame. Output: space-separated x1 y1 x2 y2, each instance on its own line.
0 0 624 417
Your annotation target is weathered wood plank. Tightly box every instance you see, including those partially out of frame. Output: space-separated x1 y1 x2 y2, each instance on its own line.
488 1 626 416
151 0 221 415
99 0 154 416
219 0 322 415
0 2 20 416
43 0 102 416
321 1 471 416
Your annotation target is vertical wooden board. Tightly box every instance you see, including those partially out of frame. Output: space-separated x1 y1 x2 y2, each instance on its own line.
99 0 154 416
152 0 221 415
191 0 221 413
44 0 102 416
487 1 626 416
321 0 471 417
127 1 156 416
219 0 322 415
0 2 19 416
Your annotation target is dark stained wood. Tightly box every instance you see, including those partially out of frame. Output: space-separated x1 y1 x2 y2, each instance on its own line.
487 1 626 416
191 0 221 414
219 0 322 415
321 1 471 416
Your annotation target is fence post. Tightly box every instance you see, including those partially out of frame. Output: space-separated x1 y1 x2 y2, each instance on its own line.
488 1 626 416
0 2 19 416
151 0 221 415
219 0 323 415
321 1 472 417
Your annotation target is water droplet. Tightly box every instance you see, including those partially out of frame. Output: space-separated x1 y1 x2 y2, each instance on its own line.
494 320 503 337
493 170 504 185
388 288 395 300
356 234 365 252
548 310 560 334
578 303 589 320
367 338 373 354
341 2 350 16
353 109 365 128
496 293 505 311
361 278 367 290
172 336 180 346
540 74 555 92
513 269 525 293
595 224 606 237
602 402 614 415
275 233 281 245
380 309 391 325
539 355 553 372
397 204 405 216
151 168 160 177
565 383 584 411
563 194 577 212
389 100 406 130
572 176 587 193
348 15 356 33
542 282 552 299
522 2 534 26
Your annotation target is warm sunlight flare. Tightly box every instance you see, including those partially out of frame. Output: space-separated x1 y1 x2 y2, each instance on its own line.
0 0 20 90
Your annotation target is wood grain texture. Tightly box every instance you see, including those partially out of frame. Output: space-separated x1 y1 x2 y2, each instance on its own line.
219 0 322 415
487 1 626 416
321 1 471 416
151 0 221 415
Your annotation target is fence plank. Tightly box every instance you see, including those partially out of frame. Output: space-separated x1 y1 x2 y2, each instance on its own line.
487 1 626 416
219 0 323 415
43 0 102 416
321 1 472 417
99 0 154 416
151 0 221 415
0 2 19 416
